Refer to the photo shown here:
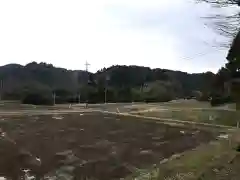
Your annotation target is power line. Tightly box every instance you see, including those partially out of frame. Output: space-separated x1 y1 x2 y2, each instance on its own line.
178 48 226 62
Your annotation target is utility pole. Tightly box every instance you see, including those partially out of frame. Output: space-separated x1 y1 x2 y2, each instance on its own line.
0 80 2 101
105 75 109 104
52 91 56 106
85 61 90 72
78 93 81 104
85 61 90 108
104 88 107 104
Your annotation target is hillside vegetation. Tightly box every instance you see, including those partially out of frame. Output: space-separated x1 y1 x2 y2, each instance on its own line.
0 62 216 104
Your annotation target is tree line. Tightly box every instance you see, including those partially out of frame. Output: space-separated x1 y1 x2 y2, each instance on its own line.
0 63 217 105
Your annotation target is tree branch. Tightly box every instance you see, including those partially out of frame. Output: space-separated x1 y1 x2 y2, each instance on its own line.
198 0 240 6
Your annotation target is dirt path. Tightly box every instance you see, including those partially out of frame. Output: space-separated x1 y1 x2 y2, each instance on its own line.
97 110 237 130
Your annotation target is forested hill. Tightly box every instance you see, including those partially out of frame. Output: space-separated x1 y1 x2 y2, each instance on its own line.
0 62 215 103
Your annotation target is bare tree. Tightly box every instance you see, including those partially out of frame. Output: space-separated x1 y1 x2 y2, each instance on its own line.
198 0 240 62
200 0 239 6
198 0 240 47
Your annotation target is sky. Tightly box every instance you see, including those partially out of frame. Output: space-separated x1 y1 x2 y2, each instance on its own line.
0 0 233 73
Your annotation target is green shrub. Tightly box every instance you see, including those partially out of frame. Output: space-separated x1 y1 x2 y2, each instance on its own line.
210 95 233 106
235 144 240 152
22 93 53 105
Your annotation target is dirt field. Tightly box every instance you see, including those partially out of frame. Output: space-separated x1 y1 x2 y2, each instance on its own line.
0 112 218 179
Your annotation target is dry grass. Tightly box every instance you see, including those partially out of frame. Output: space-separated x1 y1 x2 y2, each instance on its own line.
129 130 240 180
160 100 211 108
132 109 240 127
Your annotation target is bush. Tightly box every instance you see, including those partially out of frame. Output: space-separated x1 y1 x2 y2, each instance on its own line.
55 96 77 104
210 95 233 106
2 92 22 100
22 93 53 105
236 144 240 152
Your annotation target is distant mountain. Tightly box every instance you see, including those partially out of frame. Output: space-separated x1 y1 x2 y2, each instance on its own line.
0 62 215 102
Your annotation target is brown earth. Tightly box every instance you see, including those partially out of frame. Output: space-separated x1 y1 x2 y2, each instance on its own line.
0 112 218 180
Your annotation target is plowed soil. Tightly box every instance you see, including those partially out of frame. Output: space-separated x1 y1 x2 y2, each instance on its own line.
0 112 217 179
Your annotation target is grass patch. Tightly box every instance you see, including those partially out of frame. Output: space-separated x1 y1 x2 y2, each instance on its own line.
154 100 236 110
160 100 211 108
128 131 240 180
132 109 240 127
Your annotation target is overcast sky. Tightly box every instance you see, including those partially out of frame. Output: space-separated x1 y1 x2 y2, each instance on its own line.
0 0 232 73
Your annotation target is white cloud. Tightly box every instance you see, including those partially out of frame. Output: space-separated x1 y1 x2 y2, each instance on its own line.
0 0 230 73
